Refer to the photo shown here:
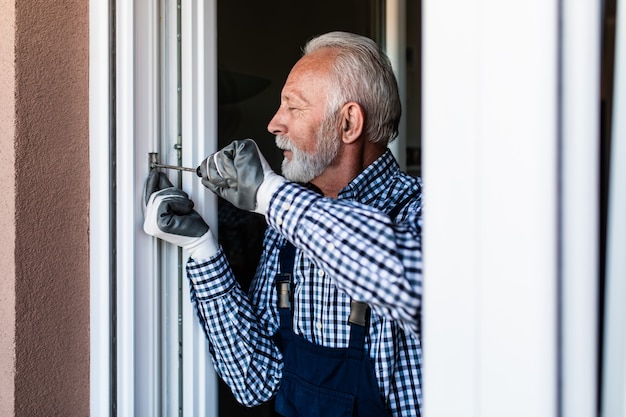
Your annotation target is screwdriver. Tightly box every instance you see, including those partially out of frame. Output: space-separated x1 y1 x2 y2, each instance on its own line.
151 161 202 177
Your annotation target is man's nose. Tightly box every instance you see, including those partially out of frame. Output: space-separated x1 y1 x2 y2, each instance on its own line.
267 110 285 135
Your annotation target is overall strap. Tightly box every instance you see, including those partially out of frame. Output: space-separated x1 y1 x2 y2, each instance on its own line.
276 242 296 310
348 192 418 351
348 300 369 353
275 242 296 333
275 242 369 351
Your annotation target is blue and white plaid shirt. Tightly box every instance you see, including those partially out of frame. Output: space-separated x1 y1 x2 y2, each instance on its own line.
187 150 422 416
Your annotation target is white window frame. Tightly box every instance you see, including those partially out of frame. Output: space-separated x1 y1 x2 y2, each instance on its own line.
386 0 407 167
89 0 113 413
93 0 612 415
602 0 626 413
422 0 600 416
560 1 601 415
90 2 406 415
422 4 559 414
90 0 218 416
179 0 219 415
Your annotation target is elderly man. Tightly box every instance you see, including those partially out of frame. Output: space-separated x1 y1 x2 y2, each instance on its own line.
144 31 423 417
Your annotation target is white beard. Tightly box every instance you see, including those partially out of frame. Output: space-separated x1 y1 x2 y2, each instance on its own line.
275 122 340 183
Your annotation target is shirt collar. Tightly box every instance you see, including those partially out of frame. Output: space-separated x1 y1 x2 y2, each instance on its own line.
337 149 400 207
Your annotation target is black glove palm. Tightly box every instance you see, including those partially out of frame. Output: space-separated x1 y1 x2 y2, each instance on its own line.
143 170 218 260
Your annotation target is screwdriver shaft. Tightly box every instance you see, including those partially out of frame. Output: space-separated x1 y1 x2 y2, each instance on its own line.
152 162 196 172
152 162 202 178
148 152 202 176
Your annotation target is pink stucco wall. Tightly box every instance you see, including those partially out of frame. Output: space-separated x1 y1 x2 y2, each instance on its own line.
1 1 90 415
0 0 17 414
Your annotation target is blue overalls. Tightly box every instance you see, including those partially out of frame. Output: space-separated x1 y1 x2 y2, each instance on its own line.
272 242 391 417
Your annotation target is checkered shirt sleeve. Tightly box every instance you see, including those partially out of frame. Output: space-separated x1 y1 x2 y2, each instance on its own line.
266 185 422 336
186 252 283 407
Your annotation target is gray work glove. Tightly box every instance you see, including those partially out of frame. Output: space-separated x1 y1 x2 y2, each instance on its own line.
143 170 219 260
198 139 285 216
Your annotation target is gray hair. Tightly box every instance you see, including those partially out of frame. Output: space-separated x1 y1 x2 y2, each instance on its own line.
303 31 401 145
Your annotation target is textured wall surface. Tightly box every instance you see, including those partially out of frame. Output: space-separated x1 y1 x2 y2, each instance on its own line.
0 0 17 415
1 0 90 415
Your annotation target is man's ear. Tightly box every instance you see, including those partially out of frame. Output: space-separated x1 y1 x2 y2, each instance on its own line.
340 102 364 144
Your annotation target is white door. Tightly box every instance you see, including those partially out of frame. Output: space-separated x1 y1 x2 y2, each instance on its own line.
90 1 415 416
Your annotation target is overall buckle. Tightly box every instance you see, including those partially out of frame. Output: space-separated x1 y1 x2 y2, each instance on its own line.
348 300 370 327
275 274 292 310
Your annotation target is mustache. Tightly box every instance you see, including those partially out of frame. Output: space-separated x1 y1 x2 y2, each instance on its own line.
275 135 294 152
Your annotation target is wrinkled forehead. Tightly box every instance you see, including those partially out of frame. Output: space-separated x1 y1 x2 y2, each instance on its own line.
281 49 338 101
